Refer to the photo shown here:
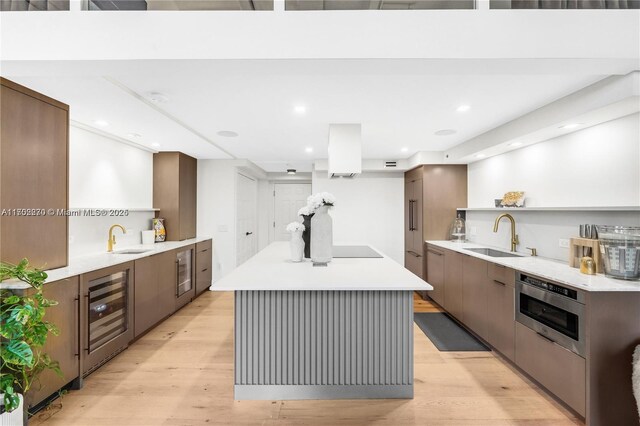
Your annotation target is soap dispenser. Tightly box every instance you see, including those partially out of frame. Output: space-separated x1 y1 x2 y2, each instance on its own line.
450 214 466 243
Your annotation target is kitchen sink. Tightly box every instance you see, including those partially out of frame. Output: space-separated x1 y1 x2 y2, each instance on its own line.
464 247 522 258
112 249 153 255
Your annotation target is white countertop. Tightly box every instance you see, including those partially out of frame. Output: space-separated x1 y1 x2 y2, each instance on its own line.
426 240 640 293
211 242 432 291
1 237 211 290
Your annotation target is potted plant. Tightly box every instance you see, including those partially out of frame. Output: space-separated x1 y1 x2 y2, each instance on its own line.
1 259 61 425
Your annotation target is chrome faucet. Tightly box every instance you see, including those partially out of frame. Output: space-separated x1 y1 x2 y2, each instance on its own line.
493 213 519 252
107 224 126 252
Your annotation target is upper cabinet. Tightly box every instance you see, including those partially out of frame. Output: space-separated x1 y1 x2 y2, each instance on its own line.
0 78 69 268
153 152 197 241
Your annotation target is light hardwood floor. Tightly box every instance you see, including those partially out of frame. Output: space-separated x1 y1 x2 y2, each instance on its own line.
32 291 584 426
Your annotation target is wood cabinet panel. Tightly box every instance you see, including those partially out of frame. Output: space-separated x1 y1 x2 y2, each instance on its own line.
422 165 467 241
462 255 489 340
425 245 445 307
153 152 197 241
27 277 79 408
135 251 178 338
443 250 464 320
488 262 515 287
195 239 212 295
0 78 68 268
486 278 515 360
515 322 586 417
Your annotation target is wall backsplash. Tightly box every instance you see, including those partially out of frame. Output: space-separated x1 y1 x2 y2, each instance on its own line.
465 210 640 262
68 211 156 259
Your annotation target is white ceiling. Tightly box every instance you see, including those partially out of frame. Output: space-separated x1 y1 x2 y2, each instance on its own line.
3 59 612 172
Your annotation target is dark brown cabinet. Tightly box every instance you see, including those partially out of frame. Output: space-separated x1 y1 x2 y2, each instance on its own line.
404 165 467 282
425 245 445 306
153 152 197 241
134 251 177 338
462 255 489 341
486 264 515 360
195 239 213 295
443 249 464 320
0 78 69 268
25 277 80 409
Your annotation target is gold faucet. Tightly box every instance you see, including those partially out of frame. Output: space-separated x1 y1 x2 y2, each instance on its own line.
107 224 126 252
493 213 519 252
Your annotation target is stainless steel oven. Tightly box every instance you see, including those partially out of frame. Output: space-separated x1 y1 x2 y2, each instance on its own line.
516 273 585 357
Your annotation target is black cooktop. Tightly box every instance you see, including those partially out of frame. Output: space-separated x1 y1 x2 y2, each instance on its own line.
332 246 383 258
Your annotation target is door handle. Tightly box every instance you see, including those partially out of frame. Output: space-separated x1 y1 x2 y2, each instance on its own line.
409 200 415 231
245 232 253 236
493 279 506 286
74 295 80 358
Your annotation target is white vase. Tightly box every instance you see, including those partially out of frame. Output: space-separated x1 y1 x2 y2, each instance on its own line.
290 230 304 262
0 393 24 426
311 205 333 263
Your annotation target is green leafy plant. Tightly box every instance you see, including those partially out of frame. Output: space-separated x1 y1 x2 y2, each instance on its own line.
1 259 60 413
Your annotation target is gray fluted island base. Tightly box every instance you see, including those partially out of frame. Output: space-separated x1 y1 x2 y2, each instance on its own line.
234 290 414 400
211 242 432 401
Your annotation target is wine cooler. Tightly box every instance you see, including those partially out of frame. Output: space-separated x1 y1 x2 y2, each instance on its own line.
175 247 194 310
81 262 134 377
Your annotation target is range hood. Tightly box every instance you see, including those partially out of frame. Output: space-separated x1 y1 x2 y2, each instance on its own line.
328 124 362 178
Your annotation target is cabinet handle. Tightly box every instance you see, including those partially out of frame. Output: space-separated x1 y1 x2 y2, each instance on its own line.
408 200 414 231
493 279 506 286
201 248 208 253
245 232 253 236
536 332 556 344
202 268 208 272
74 296 80 358
407 251 422 258
427 249 443 256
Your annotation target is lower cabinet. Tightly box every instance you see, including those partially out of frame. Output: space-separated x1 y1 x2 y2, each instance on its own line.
405 250 424 279
443 250 464 319
486 264 516 360
515 322 586 417
425 245 445 307
462 255 489 341
134 251 177 338
195 239 212 295
27 277 80 409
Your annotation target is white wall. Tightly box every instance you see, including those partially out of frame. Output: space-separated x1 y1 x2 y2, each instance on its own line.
465 113 640 262
198 159 268 281
312 171 405 264
69 126 153 208
468 113 640 208
68 126 155 258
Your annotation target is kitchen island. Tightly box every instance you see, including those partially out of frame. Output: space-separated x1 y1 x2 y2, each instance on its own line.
212 242 431 400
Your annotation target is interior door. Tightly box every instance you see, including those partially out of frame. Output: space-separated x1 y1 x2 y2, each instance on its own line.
274 183 312 241
236 173 258 266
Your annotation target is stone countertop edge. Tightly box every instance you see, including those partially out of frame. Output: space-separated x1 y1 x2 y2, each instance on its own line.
426 240 640 293
0 236 212 290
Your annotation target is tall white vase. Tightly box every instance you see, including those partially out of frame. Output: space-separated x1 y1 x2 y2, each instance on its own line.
311 205 333 263
290 230 304 262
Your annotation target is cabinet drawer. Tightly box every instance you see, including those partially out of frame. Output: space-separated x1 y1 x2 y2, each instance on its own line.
488 262 515 287
405 250 424 279
425 245 445 306
196 239 212 253
515 322 586 416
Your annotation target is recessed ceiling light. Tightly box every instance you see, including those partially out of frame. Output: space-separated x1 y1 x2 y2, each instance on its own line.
401 147 409 153
151 142 161 148
287 169 297 175
456 105 471 112
305 147 313 153
293 105 306 115
126 133 142 139
509 142 523 147
148 92 169 103
559 123 581 130
94 120 109 127
435 129 457 136
217 130 239 138
476 154 486 159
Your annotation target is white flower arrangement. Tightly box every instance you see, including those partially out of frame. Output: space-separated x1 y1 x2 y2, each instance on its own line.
307 192 336 210
286 221 305 233
297 205 314 216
